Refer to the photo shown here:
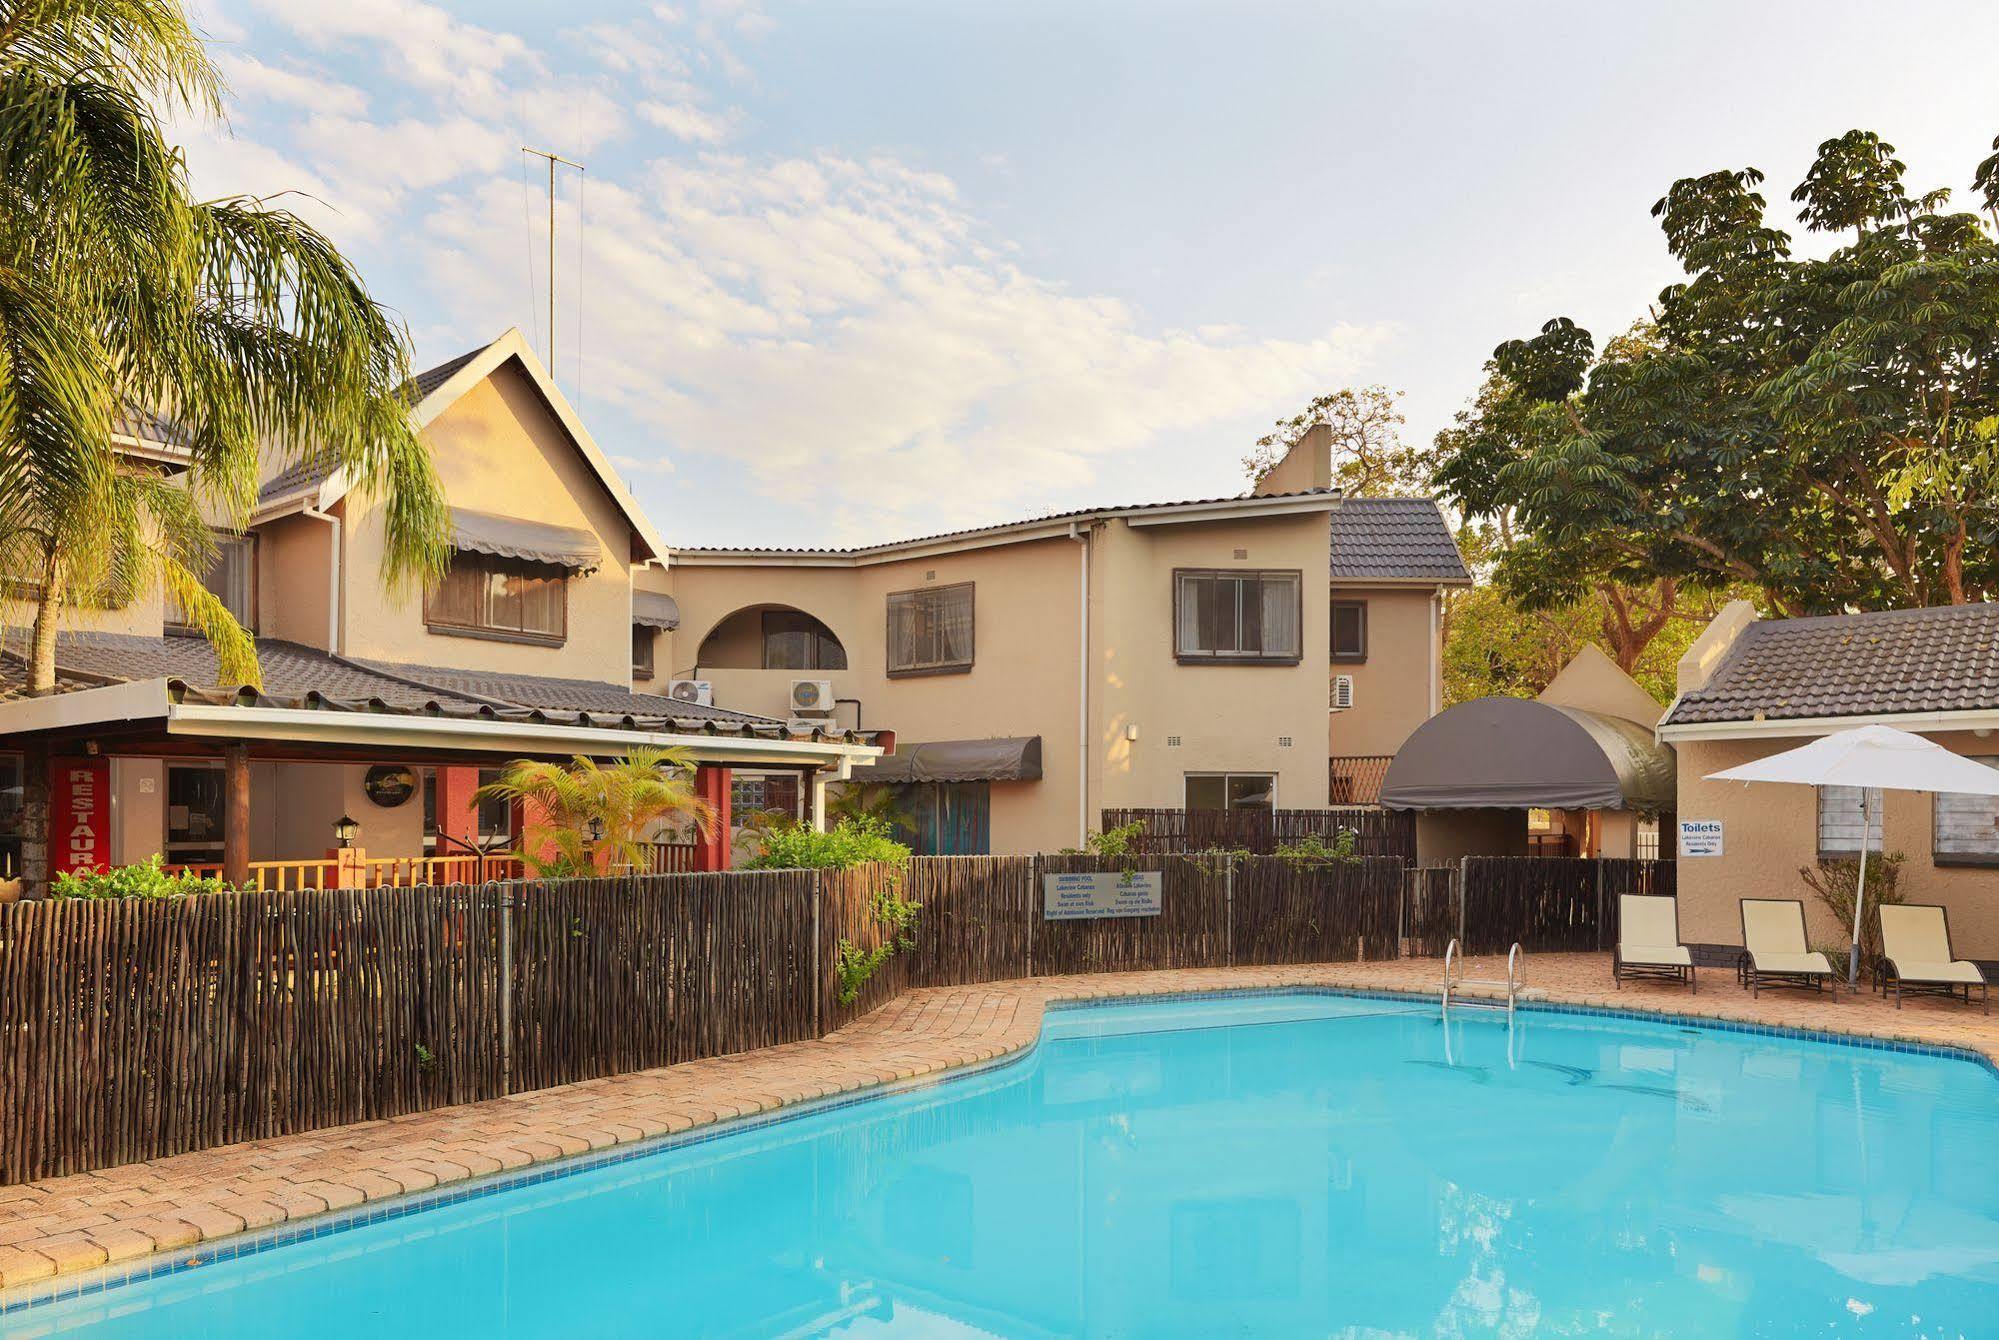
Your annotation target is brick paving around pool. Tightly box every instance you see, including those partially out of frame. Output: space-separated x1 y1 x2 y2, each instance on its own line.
3 951 1997 1296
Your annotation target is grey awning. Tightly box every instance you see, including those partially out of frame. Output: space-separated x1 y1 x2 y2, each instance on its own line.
633 591 680 630
1381 698 1675 811
452 508 601 572
854 735 1042 784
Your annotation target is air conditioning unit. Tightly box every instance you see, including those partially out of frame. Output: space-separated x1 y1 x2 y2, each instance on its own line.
790 679 834 715
1331 675 1355 711
668 679 714 706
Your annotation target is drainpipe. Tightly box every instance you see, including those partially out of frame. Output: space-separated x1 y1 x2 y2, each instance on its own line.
302 505 343 655
1068 522 1090 846
1428 588 1442 717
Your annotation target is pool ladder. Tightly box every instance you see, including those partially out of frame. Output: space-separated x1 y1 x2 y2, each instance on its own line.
1442 940 1523 1016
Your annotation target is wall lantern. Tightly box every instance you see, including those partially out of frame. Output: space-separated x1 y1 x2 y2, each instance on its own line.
333 814 360 848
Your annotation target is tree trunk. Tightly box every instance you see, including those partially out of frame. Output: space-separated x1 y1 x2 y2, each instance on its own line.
27 548 63 696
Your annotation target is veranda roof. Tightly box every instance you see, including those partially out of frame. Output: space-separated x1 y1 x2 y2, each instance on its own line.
851 736 1042 784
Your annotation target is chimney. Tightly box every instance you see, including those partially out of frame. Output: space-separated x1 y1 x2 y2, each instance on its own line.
1253 422 1333 496
1676 599 1759 696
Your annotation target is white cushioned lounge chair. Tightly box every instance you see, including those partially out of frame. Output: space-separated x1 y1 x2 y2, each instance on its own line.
1738 899 1839 1000
1877 904 1988 1013
1613 895 1695 993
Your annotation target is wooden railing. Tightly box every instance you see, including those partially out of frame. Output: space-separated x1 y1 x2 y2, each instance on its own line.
643 842 702 874
365 854 524 887
173 860 337 891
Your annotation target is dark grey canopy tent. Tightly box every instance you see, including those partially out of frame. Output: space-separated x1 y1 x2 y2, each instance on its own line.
1380 698 1674 811
852 736 1042 784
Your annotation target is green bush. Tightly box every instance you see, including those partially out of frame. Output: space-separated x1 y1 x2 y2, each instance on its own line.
51 854 238 900
742 817 911 871
1274 830 1361 865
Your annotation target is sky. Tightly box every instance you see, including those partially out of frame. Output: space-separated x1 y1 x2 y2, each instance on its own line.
177 0 1999 548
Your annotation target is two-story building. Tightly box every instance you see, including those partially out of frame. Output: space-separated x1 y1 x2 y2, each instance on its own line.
0 331 884 892
646 426 1468 854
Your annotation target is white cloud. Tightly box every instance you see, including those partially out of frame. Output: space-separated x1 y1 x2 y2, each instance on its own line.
246 0 531 105
638 101 733 146
215 53 369 116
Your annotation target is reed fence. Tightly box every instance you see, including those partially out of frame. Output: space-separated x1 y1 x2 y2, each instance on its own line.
1101 807 1417 863
0 850 1665 1183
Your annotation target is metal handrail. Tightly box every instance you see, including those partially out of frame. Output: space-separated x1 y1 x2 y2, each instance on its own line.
1443 938 1459 1011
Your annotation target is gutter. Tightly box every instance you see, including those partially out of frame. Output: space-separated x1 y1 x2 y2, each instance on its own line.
301 504 343 655
1659 707 1999 743
1068 521 1091 846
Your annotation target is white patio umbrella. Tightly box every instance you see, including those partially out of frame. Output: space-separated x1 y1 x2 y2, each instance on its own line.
1706 724 1999 985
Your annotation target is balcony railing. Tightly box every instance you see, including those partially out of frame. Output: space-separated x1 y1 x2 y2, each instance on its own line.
1328 754 1394 806
171 853 526 889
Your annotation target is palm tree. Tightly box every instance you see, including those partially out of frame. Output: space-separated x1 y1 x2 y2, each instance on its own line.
0 0 449 692
472 749 717 877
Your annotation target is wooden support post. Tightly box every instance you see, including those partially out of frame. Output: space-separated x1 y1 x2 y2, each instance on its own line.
18 739 48 898
223 742 250 888
695 765 733 871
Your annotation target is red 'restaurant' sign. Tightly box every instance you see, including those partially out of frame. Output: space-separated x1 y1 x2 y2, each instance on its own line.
50 757 110 874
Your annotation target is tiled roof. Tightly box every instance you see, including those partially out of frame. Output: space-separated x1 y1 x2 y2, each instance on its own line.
1 632 871 743
256 455 339 507
350 658 773 727
674 488 1342 559
1664 603 1999 726
1328 498 1470 582
112 407 188 449
410 343 490 402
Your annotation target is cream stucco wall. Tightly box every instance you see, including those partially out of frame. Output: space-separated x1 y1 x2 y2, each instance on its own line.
339 361 635 683
1675 733 1999 957
664 508 1356 853
256 511 335 648
1093 512 1332 815
1327 585 1438 756
662 537 1085 854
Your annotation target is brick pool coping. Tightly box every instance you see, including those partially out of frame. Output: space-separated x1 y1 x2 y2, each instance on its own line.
4 951 1997 1304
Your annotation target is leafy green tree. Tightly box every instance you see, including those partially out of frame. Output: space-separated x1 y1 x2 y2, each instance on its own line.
473 748 715 877
0 0 449 693
1433 129 1999 615
1243 386 1432 496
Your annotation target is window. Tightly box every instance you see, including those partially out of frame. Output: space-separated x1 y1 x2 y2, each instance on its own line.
1331 600 1368 662
1818 785 1884 857
165 764 226 864
1174 570 1301 663
763 610 847 670
1185 773 1276 812
632 626 657 680
887 583 974 676
1935 757 1999 866
167 533 257 633
0 753 20 878
424 553 567 644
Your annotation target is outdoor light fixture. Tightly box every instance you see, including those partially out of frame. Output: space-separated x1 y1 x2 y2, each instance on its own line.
587 816 606 844
333 815 359 848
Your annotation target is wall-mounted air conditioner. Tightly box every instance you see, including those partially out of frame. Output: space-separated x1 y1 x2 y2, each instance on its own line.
669 679 714 707
1331 675 1355 711
790 679 834 715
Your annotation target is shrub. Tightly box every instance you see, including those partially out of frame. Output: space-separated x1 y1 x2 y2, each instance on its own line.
1799 851 1905 962
1274 830 1360 865
743 817 911 871
51 854 238 900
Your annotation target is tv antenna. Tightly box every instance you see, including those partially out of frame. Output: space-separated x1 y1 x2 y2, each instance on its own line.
521 147 585 380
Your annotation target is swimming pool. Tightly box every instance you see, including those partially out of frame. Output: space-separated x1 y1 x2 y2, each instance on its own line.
8 992 1998 1337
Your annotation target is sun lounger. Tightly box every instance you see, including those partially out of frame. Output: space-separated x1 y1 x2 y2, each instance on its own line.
1738 899 1839 999
1877 904 1987 1013
1613 895 1695 992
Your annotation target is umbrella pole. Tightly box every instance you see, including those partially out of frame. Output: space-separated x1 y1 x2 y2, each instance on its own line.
1848 788 1870 989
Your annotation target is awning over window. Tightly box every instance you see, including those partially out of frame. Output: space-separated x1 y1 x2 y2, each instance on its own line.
633 591 680 630
854 735 1042 784
1380 698 1675 811
452 508 601 572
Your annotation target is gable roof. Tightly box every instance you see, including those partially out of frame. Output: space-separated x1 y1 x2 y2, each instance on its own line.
247 332 666 564
672 489 1344 567
1662 603 1999 729
1328 498 1470 584
407 329 666 564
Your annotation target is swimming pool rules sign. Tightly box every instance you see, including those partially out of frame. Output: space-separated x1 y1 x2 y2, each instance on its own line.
1043 870 1163 920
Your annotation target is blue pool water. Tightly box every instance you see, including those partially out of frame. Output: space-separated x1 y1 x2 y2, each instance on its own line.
9 994 1999 1338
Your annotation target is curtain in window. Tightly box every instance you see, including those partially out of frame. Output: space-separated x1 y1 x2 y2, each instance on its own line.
426 555 566 637
889 586 973 671
1260 576 1299 659
1818 785 1884 854
1935 757 1999 861
1175 571 1298 659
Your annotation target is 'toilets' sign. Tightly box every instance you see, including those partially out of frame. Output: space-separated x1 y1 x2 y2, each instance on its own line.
1042 870 1163 920
1678 819 1724 858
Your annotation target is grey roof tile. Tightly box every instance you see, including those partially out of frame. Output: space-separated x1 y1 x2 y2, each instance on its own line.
1664 603 1999 725
410 343 489 402
256 455 339 507
1329 498 1471 582
350 658 777 727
